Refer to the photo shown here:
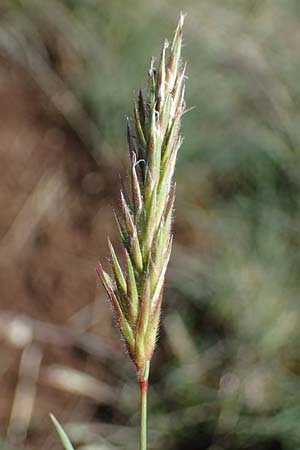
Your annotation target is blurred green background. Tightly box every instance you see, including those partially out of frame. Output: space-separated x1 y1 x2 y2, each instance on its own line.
1 1 300 450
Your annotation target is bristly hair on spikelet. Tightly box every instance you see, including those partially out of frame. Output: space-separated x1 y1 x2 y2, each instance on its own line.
97 13 186 376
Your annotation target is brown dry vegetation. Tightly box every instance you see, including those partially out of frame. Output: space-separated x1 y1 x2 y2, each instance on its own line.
0 59 128 449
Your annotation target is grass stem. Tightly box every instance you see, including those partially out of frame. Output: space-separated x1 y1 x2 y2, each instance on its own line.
140 361 150 450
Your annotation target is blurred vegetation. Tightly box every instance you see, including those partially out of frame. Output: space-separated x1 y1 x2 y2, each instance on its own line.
1 0 300 449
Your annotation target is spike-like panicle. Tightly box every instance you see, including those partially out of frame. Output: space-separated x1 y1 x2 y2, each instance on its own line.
97 15 186 373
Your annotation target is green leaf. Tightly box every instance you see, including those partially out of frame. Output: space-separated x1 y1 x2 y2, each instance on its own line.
50 414 75 450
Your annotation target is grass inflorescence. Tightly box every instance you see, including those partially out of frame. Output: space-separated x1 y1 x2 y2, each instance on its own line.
97 14 186 377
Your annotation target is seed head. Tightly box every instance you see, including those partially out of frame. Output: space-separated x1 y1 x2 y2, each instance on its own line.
97 14 186 373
